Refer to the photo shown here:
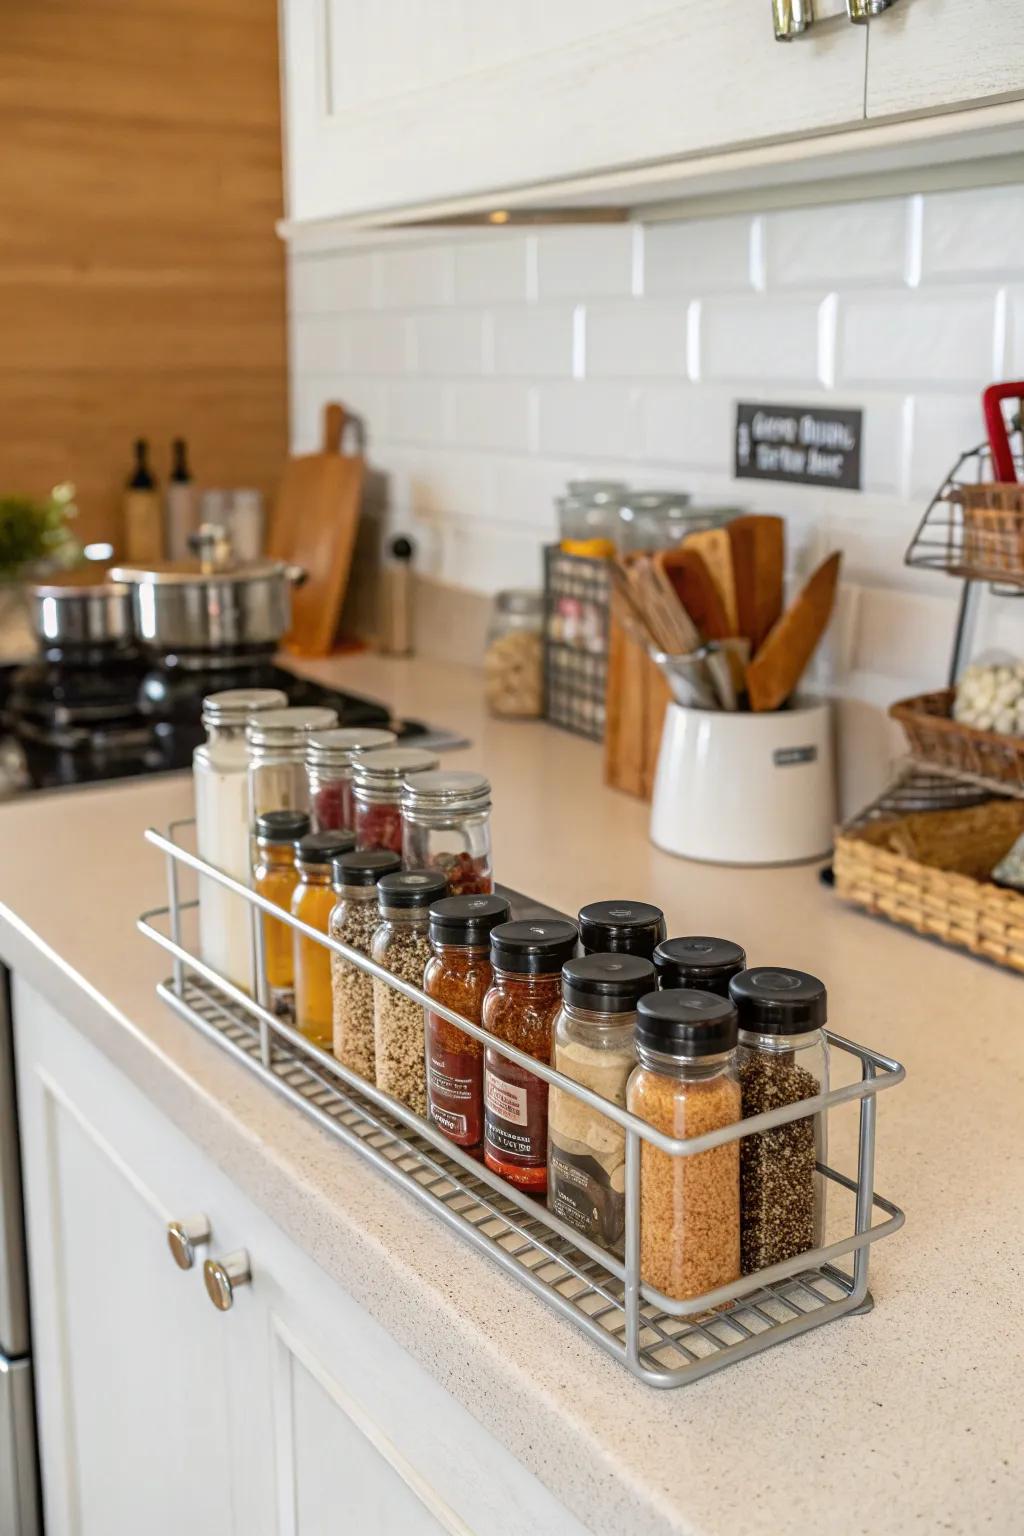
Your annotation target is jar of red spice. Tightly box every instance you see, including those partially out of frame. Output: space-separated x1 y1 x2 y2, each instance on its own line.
482 918 578 1195
424 893 510 1156
351 747 440 855
402 770 493 895
306 727 396 834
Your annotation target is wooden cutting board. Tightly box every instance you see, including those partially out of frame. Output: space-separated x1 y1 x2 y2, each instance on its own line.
727 514 784 652
746 552 841 712
267 401 364 657
655 547 732 641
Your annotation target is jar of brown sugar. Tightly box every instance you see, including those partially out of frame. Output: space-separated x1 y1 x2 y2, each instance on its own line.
653 936 747 997
371 869 448 1114
626 988 741 1302
328 848 401 1080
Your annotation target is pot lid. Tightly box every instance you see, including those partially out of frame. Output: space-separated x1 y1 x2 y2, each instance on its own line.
109 558 288 585
30 571 128 599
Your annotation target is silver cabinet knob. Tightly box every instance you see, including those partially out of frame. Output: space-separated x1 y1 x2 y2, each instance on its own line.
773 0 814 39
846 0 897 19
166 1214 212 1271
203 1250 252 1311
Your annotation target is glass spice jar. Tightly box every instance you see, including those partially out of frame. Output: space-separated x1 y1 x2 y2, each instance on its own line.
402 770 493 895
247 706 339 828
291 830 356 1051
252 809 310 1018
352 747 440 855
306 727 397 834
577 900 666 960
626 989 741 1303
424 894 511 1156
653 936 747 997
371 869 448 1114
481 918 578 1195
547 953 654 1255
730 967 830 1276
484 591 544 719
328 848 401 1080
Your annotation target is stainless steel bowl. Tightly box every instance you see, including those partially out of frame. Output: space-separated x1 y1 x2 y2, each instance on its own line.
28 576 134 649
109 557 299 653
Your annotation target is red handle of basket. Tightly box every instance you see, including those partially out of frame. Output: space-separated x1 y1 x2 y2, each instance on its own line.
981 382 1024 483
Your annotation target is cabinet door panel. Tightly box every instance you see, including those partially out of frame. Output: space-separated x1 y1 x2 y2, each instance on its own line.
866 0 1024 119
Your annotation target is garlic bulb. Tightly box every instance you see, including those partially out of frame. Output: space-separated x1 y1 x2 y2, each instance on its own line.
953 661 1024 737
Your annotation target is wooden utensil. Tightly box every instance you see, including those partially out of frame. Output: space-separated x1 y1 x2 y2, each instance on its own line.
727 514 784 652
629 556 696 655
267 401 364 657
655 547 732 641
746 552 842 713
683 527 738 633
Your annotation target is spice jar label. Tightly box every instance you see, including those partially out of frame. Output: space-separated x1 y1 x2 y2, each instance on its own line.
484 1061 547 1166
427 1035 483 1146
549 1145 624 1249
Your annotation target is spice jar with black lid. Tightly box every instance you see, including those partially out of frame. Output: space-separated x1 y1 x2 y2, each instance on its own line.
352 747 440 856
402 770 494 895
329 848 402 1080
424 893 511 1156
578 900 666 959
730 967 829 1275
548 953 654 1254
626 989 741 1302
653 936 747 997
292 830 356 1051
252 809 311 1019
306 726 397 834
482 919 578 1195
371 869 448 1114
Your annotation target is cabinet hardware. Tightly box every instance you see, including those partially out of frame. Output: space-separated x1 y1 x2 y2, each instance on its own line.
166 1214 212 1271
773 0 814 39
846 0 897 19
203 1250 252 1311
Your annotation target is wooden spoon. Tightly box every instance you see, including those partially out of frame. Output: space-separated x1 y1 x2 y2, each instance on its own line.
746 552 841 712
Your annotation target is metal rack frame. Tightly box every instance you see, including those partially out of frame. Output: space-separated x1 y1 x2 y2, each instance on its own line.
139 821 905 1389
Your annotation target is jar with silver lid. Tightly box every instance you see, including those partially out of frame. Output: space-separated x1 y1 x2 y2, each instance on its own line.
246 705 338 827
306 726 397 834
484 591 543 719
401 770 493 895
351 746 439 855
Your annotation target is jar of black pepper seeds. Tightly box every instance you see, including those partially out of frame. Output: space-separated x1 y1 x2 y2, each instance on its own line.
577 901 666 960
371 869 448 1115
729 968 829 1277
653 937 747 997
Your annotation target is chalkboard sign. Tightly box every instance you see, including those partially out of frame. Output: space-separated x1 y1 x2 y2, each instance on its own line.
735 402 862 490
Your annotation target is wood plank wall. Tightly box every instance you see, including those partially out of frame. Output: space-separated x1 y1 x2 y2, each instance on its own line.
0 0 287 548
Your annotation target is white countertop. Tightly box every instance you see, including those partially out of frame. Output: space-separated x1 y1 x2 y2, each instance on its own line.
1 652 1021 1536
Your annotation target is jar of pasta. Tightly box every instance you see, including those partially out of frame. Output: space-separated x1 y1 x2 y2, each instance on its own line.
291 830 355 1050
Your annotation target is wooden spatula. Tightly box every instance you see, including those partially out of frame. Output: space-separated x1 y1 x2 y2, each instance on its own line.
727 514 784 652
655 547 732 641
683 527 738 633
746 552 842 712
267 402 364 657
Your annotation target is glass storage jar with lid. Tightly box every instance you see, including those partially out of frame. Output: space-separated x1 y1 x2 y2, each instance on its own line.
329 848 401 1080
626 989 742 1302
401 770 493 895
729 967 829 1275
557 485 621 558
653 936 747 996
547 953 654 1255
484 591 543 719
577 900 666 960
306 726 397 834
247 706 338 826
291 830 355 1051
370 869 448 1114
351 746 440 855
252 809 310 1019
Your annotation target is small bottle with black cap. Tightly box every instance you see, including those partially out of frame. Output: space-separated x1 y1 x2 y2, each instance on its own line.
578 900 666 960
626 989 742 1302
252 809 311 1019
328 849 402 1080
370 869 449 1114
424 894 511 1155
481 918 579 1194
292 830 357 1050
547 953 655 1254
730 968 830 1274
653 936 747 997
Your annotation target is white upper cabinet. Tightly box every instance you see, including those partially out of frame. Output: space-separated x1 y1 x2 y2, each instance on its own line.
281 0 867 222
866 0 1024 120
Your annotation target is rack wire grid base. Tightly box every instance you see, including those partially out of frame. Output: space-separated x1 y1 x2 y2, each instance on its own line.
141 822 906 1390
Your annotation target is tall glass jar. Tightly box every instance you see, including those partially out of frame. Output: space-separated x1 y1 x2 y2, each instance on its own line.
484 592 544 719
328 848 401 1080
653 937 747 997
306 727 396 834
291 830 355 1051
402 770 493 895
547 953 654 1255
252 809 310 1019
193 687 286 990
424 894 510 1156
626 990 741 1302
351 747 440 855
481 919 578 1195
560 481 625 559
577 900 666 960
246 706 338 828
730 967 830 1276
371 870 448 1113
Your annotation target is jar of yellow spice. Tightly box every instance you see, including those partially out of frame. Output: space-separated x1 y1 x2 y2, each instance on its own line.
291 830 355 1050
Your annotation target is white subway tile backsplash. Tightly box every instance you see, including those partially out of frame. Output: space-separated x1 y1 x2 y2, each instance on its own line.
641 385 734 473
386 381 451 446
534 225 635 299
762 200 909 289
643 216 754 297
450 380 535 452
1002 285 1024 375
852 586 956 684
919 184 1024 281
906 392 985 499
585 301 688 379
490 456 580 529
374 244 454 308
410 311 488 376
290 314 350 376
289 252 375 314
491 305 577 378
697 297 825 385
836 290 998 388
534 381 642 459
453 237 531 305
347 312 412 374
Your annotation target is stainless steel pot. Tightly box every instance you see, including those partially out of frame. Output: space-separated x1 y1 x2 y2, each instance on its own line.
109 556 300 653
28 575 134 649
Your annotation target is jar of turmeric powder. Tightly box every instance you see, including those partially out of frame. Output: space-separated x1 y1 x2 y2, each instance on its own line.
291 830 355 1050
252 810 310 1019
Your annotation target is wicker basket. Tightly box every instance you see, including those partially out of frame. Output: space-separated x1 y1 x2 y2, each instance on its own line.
957 482 1024 581
834 799 1024 972
890 689 1024 796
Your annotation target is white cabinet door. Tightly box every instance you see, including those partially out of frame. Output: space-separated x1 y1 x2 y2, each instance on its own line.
282 0 867 223
866 0 1024 119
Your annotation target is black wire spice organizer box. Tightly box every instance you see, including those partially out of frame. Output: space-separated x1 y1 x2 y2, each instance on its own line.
139 821 906 1390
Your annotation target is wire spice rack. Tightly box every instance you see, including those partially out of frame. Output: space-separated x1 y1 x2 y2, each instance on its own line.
139 821 905 1390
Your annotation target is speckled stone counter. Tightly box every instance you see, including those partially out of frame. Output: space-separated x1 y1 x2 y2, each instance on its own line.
1 653 1021 1536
